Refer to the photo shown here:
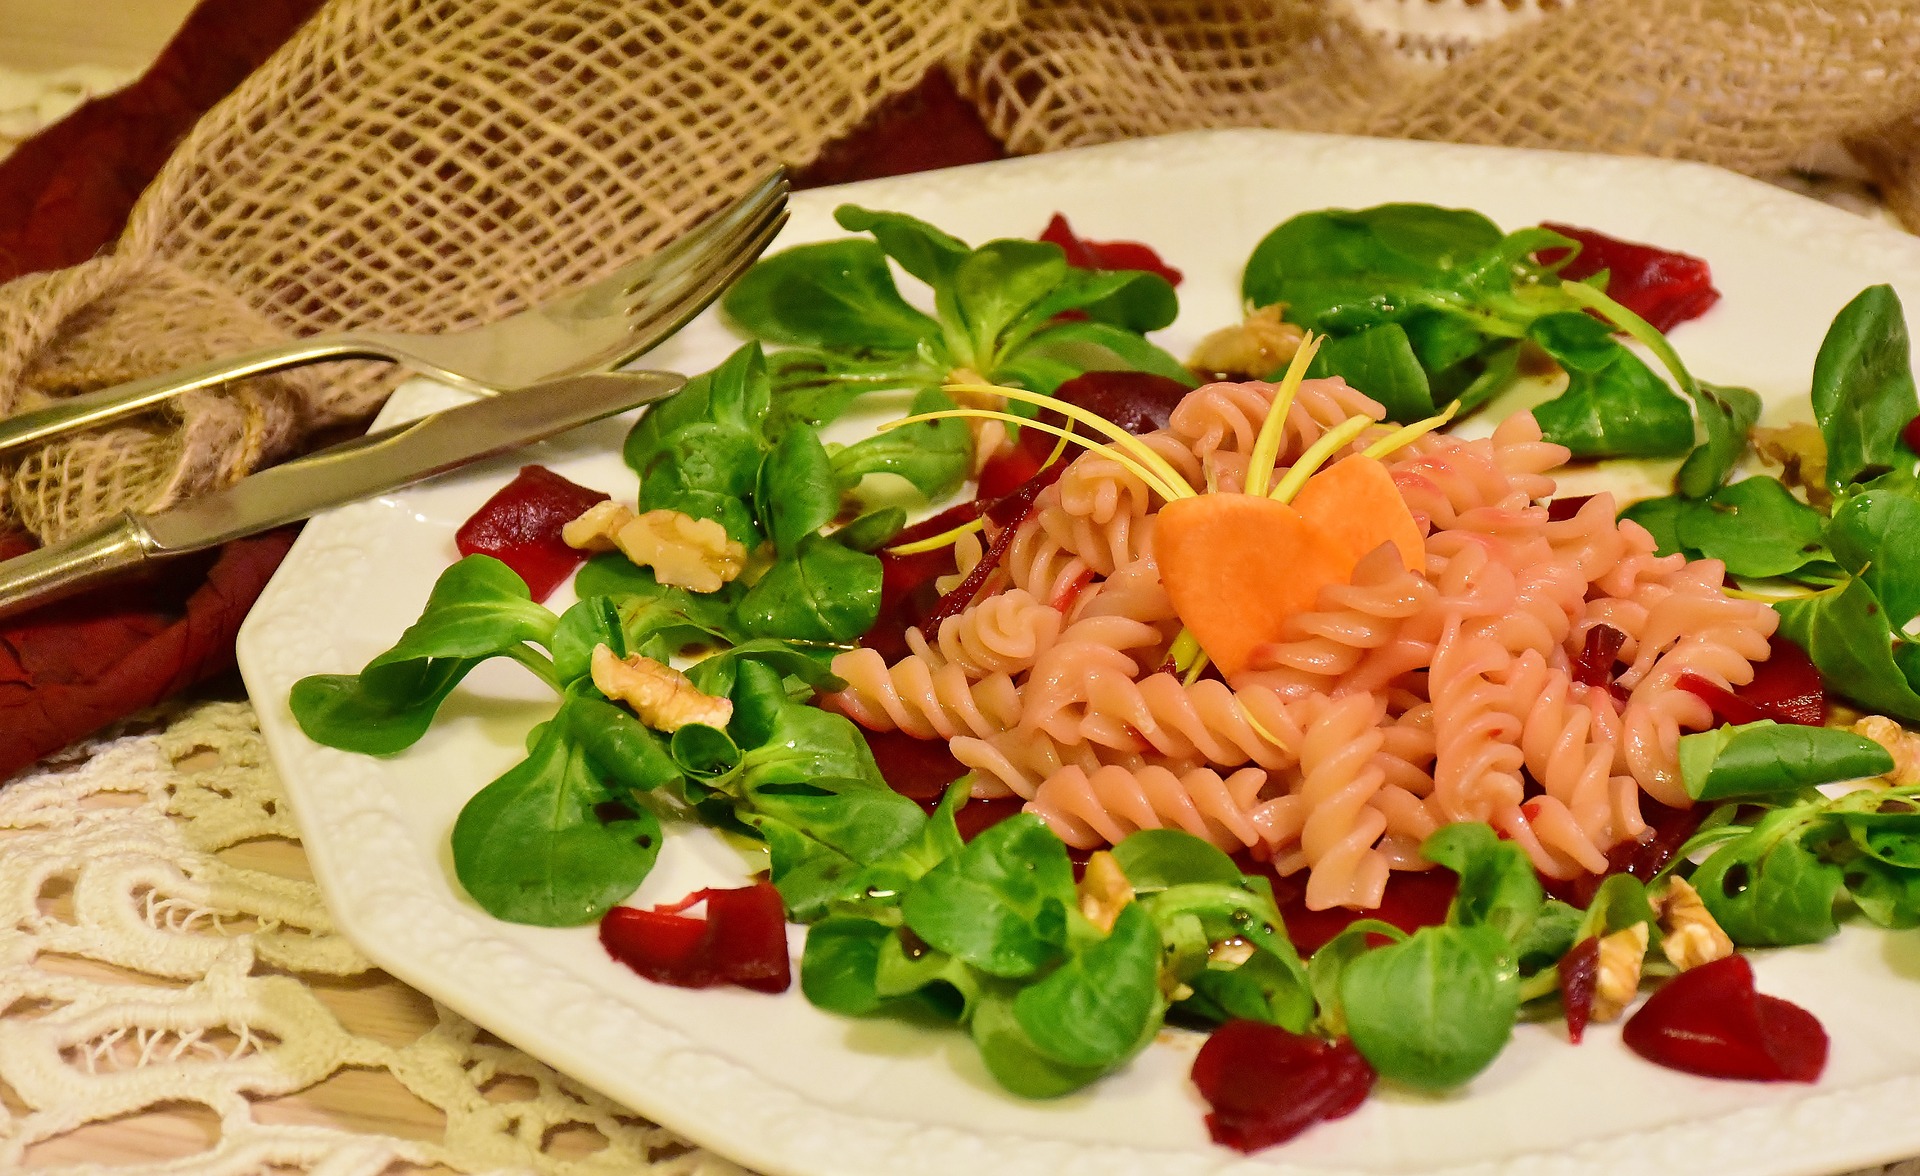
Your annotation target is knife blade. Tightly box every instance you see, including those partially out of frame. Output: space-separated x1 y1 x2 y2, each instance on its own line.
0 369 684 620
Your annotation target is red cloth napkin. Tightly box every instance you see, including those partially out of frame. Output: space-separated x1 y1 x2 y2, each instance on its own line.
0 15 1002 780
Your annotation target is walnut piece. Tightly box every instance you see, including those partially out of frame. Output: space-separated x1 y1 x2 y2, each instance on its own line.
1187 304 1305 380
1589 921 1651 1023
590 645 733 732
1656 876 1734 972
1853 715 1920 786
561 499 633 552
1077 850 1134 934
565 501 747 594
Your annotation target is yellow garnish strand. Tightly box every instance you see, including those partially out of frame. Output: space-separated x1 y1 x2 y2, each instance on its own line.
1243 331 1322 499
1361 400 1462 460
1239 702 1293 755
945 381 1195 503
1268 415 1376 504
883 408 1193 504
1168 628 1204 673
885 516 987 556
1182 649 1212 687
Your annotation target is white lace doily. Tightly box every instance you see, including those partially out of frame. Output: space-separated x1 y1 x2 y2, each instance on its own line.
0 700 746 1176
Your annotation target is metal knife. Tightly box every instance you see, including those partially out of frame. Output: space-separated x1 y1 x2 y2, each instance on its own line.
0 369 685 620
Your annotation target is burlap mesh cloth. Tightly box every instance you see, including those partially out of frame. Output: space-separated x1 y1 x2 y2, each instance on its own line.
7 0 1920 540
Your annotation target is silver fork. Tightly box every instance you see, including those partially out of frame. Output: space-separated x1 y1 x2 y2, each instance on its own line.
0 170 789 458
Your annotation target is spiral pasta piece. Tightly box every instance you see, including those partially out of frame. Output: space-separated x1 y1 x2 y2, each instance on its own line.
1028 763 1273 851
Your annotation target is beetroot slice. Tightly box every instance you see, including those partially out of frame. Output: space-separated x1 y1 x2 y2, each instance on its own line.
1622 955 1827 1082
599 882 792 994
1191 1021 1375 1152
1538 223 1721 333
1039 213 1183 286
1571 624 1628 689
455 465 609 601
1558 936 1600 1044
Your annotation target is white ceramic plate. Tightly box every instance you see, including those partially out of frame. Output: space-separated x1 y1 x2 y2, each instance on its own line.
239 130 1920 1176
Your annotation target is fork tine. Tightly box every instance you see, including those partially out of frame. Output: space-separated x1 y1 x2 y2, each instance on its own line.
553 169 788 311
619 169 789 297
621 188 785 320
614 207 789 365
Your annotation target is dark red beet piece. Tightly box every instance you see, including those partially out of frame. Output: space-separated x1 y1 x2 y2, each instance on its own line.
1904 412 1920 456
1191 1021 1375 1152
1623 955 1827 1082
1558 936 1600 1044
1538 223 1722 333
1541 797 1705 908
1680 635 1824 728
1547 494 1595 522
455 465 609 601
1039 212 1183 286
1050 369 1193 437
852 722 969 804
1572 624 1628 689
975 420 1058 500
599 882 791 994
1247 858 1457 955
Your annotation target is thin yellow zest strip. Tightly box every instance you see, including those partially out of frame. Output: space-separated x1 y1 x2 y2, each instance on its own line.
886 516 986 556
1239 702 1294 755
1243 332 1322 499
945 381 1195 502
1361 400 1461 460
1269 415 1376 505
884 409 1192 503
884 429 1075 556
1168 628 1203 673
1182 649 1212 687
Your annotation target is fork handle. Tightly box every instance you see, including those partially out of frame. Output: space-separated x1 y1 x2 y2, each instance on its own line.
0 514 162 621
0 333 396 458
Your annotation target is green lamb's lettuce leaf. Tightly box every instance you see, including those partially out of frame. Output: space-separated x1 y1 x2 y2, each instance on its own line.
1826 468 1920 633
1011 902 1164 1069
1811 284 1920 491
756 423 843 557
289 555 559 755
903 815 1076 979
1339 923 1519 1090
1304 322 1436 420
734 532 883 644
1242 204 1508 332
450 700 663 927
1690 806 1846 946
1625 476 1831 579
829 386 972 500
721 238 943 352
1776 576 1920 722
1677 381 1764 498
1527 315 1693 458
1678 719 1894 802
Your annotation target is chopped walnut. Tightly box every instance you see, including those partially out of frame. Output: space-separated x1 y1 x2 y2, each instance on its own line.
1853 715 1920 786
1078 850 1134 934
564 501 746 592
1208 938 1255 968
590 645 733 732
1751 423 1830 510
1187 304 1305 381
1655 876 1734 972
1589 922 1651 1023
561 499 635 552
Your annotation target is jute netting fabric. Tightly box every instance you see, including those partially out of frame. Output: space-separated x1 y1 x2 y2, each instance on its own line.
7 0 1920 540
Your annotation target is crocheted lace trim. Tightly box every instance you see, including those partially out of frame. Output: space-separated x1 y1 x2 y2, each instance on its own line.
0 701 747 1176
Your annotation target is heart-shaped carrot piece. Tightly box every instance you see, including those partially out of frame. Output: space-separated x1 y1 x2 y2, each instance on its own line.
1156 495 1355 678
1289 454 1424 570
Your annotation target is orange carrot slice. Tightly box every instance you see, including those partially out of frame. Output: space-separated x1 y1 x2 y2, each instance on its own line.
1155 495 1355 678
1289 454 1424 571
